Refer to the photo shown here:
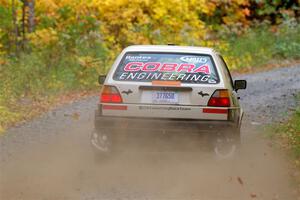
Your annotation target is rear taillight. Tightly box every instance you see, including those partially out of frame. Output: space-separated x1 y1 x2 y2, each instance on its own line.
207 89 231 107
100 85 123 103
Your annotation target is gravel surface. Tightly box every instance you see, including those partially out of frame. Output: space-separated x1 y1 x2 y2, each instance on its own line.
0 65 299 200
238 65 300 123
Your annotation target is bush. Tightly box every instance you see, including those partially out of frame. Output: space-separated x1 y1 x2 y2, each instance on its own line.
218 22 300 70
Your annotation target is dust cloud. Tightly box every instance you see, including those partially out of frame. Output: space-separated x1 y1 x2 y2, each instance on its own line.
2 65 300 199
0 122 296 200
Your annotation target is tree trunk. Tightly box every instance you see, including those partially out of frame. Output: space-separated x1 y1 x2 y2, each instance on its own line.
22 0 27 49
12 0 19 55
27 0 35 33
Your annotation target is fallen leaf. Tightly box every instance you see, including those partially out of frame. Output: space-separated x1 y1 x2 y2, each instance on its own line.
237 176 244 185
250 193 257 198
268 143 273 148
72 112 80 120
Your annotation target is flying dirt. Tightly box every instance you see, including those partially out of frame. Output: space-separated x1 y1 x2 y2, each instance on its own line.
0 65 300 200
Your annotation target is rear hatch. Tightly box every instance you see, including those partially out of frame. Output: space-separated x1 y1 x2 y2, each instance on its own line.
101 52 226 120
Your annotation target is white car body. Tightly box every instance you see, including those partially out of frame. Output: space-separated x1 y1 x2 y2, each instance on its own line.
92 45 247 154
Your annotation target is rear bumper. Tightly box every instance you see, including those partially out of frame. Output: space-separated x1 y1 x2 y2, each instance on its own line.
94 110 238 134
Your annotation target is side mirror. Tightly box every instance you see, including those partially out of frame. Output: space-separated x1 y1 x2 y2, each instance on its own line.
98 75 106 85
234 80 247 91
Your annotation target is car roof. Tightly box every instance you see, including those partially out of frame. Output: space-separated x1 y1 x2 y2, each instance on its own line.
123 45 218 54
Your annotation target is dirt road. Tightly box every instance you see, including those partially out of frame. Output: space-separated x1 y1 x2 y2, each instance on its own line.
1 65 300 200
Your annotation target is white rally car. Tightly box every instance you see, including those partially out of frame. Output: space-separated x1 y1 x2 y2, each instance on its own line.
91 45 247 157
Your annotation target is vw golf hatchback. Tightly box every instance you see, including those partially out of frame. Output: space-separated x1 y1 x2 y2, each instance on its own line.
91 45 247 157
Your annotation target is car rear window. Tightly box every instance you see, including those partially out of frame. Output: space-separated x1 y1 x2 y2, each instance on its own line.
113 52 219 84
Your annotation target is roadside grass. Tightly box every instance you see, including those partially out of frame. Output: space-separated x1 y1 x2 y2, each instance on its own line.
267 93 300 192
263 93 300 194
273 105 300 165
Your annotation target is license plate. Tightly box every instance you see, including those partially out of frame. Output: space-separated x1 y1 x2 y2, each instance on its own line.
152 91 178 104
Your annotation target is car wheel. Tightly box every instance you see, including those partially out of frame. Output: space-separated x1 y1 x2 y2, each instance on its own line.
213 128 240 159
90 129 112 162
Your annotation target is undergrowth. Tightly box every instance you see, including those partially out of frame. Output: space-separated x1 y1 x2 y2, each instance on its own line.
218 21 300 70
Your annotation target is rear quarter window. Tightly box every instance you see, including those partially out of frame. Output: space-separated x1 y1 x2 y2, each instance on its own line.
113 52 220 84
218 55 234 88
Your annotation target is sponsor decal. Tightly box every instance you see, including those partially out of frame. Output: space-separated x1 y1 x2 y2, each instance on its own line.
121 89 133 95
208 79 217 84
139 105 191 111
119 72 210 82
123 62 210 74
180 56 208 64
198 91 209 97
119 62 212 82
125 55 151 62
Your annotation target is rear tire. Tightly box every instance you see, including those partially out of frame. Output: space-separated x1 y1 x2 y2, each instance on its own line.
90 129 112 162
213 128 240 159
